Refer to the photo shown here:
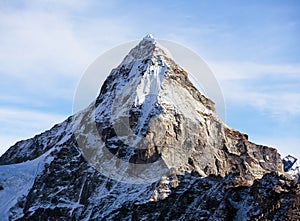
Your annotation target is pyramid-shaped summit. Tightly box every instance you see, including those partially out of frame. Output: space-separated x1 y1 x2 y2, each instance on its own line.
0 35 298 220
78 34 282 182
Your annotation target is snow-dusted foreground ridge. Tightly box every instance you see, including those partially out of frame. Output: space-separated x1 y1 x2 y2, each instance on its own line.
0 35 299 220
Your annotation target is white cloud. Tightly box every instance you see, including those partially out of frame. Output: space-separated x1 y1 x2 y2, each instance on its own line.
0 1 139 118
0 13 126 79
221 81 300 118
0 107 66 156
211 61 300 81
210 61 300 118
0 2 137 101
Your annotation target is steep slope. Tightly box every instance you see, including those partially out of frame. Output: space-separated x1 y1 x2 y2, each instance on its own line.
0 35 298 220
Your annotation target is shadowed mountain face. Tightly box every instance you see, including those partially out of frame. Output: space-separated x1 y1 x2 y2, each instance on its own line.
0 35 299 220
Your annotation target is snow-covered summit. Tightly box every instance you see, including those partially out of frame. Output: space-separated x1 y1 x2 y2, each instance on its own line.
120 34 169 66
143 33 155 42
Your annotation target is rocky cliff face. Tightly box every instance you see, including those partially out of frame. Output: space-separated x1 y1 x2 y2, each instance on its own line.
0 35 299 220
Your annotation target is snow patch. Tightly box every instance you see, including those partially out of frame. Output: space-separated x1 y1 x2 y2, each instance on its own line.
0 151 53 220
134 62 167 105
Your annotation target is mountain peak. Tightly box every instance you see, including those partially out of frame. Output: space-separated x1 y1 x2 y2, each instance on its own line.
120 35 168 66
91 37 281 184
143 33 155 42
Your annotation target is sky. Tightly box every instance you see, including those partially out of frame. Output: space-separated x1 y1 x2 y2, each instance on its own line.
0 0 299 159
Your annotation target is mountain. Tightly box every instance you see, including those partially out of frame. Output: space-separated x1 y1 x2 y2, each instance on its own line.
0 35 299 220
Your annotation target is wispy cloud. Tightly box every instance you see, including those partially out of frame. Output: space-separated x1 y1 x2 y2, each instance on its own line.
0 107 66 155
211 62 300 80
0 7 137 78
211 62 300 118
0 0 138 113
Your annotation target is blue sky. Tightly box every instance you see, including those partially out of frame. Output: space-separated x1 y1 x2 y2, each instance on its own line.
0 0 299 159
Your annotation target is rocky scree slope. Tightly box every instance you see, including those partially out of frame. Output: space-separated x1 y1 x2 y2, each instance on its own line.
0 35 298 220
